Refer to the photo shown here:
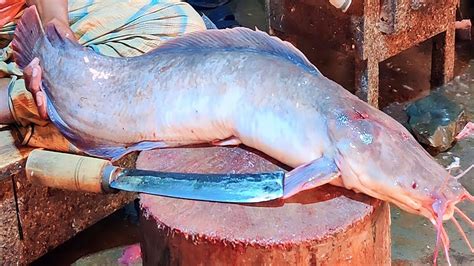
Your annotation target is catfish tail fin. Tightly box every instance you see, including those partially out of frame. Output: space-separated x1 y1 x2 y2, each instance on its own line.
11 5 45 69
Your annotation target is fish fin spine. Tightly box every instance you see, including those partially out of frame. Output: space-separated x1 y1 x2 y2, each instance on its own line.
154 27 320 75
283 156 340 199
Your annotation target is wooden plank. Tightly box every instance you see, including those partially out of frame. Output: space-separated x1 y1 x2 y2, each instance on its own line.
0 128 28 264
0 130 32 181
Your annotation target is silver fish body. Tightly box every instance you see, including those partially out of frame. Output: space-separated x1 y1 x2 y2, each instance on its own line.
39 35 336 167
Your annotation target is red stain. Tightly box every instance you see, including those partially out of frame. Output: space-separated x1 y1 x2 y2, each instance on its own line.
412 181 418 189
401 132 410 141
350 109 369 121
118 244 141 265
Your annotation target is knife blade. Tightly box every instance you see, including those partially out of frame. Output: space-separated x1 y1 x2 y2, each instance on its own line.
105 167 284 203
26 149 285 203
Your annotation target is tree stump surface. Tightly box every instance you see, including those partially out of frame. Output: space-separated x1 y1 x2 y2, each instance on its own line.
137 147 391 265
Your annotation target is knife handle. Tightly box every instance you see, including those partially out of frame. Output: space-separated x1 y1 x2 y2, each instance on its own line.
26 149 112 193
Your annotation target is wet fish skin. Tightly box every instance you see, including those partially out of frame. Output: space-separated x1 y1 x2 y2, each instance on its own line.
32 26 332 165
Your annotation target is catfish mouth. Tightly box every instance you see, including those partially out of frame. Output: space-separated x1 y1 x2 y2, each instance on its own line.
343 162 428 216
334 153 473 265
343 161 462 222
358 176 471 266
333 146 429 216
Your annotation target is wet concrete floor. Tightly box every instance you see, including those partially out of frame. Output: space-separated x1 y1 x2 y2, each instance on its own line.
33 1 473 265
388 62 474 265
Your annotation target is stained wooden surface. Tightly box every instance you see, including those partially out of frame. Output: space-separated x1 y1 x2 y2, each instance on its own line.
0 126 135 264
138 147 391 265
0 174 22 264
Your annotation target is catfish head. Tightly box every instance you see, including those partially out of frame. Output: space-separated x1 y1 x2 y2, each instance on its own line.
327 105 473 264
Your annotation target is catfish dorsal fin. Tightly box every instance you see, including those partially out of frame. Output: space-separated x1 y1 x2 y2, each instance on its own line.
155 27 320 75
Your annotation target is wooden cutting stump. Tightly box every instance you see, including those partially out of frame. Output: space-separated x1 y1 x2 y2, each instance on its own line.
137 147 391 265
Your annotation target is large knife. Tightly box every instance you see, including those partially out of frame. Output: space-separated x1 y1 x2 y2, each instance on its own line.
25 149 284 203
